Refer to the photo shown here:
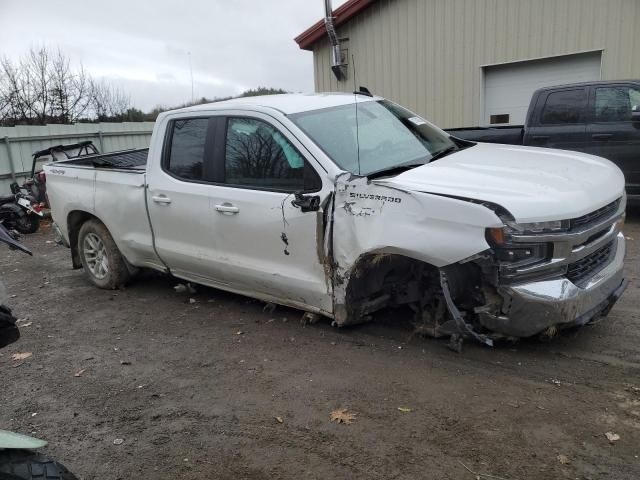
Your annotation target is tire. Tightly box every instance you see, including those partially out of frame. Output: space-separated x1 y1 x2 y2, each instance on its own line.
0 450 79 480
0 305 20 349
77 219 130 289
15 214 40 235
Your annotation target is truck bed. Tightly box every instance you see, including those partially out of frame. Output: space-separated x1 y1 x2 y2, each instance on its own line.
55 148 149 171
44 145 161 273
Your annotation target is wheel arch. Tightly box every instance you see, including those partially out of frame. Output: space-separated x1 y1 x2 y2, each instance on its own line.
334 251 440 326
67 210 100 269
335 249 487 327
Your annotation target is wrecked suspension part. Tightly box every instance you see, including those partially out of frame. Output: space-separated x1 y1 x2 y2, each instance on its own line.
411 259 502 346
439 270 494 347
335 252 505 347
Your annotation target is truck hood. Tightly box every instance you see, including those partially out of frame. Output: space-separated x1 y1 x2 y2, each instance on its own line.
376 143 625 223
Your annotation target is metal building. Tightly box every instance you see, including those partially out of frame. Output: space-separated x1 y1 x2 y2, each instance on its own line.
295 0 640 128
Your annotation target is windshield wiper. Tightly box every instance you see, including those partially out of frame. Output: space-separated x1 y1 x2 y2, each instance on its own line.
366 162 427 179
429 145 458 162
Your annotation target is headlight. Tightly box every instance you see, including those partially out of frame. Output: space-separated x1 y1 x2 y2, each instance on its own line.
486 227 551 269
494 243 548 264
504 220 569 234
487 220 568 246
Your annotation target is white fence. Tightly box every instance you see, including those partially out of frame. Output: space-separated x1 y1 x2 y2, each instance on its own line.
0 122 155 194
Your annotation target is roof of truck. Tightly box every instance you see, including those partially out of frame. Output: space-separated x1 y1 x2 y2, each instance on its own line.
173 92 381 116
535 79 640 91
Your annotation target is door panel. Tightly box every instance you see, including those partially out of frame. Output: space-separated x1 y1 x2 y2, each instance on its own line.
207 185 331 311
587 85 640 192
207 114 332 313
146 116 226 281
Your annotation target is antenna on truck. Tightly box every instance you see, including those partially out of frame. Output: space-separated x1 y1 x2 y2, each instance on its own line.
352 54 361 176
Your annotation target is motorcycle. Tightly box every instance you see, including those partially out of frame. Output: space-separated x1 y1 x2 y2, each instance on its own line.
0 188 44 234
16 141 100 209
0 224 78 479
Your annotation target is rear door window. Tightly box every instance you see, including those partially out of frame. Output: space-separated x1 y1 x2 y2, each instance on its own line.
540 89 588 125
165 118 209 181
224 117 312 192
594 86 638 122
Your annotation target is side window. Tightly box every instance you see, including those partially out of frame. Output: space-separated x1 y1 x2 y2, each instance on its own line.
595 87 634 122
166 118 209 181
631 88 640 112
540 89 587 125
224 117 315 192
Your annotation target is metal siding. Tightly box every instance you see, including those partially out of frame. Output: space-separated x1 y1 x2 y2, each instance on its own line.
0 122 154 194
311 0 640 128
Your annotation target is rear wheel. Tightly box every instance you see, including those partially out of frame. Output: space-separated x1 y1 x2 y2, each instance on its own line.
0 450 78 480
78 219 130 289
15 214 40 234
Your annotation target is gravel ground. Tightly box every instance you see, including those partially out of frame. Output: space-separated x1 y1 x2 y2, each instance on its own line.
1 213 640 480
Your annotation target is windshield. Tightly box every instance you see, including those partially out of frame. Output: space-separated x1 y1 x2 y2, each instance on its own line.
290 100 457 176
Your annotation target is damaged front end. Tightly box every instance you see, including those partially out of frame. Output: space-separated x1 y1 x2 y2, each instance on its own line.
329 174 507 346
329 174 628 346
475 197 628 339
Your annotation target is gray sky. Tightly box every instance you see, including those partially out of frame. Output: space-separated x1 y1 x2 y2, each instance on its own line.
0 0 345 111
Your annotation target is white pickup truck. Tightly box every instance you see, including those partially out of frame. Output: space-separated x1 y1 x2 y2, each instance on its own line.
45 93 628 344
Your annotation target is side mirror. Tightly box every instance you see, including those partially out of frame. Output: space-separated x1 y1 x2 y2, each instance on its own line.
632 110 640 122
292 192 320 212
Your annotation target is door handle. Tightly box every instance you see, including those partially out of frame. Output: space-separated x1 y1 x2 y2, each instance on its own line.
152 195 172 205
531 135 550 141
592 133 613 140
215 204 239 214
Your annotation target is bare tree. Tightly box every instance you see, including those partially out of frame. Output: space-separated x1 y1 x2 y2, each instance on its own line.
0 47 130 126
89 78 130 122
49 49 92 123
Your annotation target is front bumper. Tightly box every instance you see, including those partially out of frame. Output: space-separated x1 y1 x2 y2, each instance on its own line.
479 232 627 337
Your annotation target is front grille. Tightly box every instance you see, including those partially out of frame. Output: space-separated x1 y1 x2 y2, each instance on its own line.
570 199 620 231
567 240 615 284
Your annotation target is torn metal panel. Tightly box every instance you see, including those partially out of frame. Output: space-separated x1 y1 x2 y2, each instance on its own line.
330 173 503 326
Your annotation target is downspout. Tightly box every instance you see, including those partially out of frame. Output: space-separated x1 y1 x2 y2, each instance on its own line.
324 0 347 81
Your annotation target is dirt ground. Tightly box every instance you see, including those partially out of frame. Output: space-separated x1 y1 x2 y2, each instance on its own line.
1 212 640 480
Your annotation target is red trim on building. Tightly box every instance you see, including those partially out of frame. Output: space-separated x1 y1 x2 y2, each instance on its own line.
294 0 375 51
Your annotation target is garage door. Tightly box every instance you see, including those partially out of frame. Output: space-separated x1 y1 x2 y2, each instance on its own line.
483 51 602 125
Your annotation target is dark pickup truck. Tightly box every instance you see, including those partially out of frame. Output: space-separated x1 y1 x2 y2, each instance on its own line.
446 80 640 198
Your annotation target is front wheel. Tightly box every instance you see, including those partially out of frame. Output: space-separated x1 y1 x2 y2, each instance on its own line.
15 214 40 234
78 219 130 289
0 450 79 480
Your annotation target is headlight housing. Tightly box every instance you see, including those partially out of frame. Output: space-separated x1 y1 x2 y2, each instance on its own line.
487 220 569 247
486 224 553 272
504 219 569 234
483 204 568 280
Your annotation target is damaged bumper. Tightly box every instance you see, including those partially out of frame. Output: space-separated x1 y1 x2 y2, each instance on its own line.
480 232 627 337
